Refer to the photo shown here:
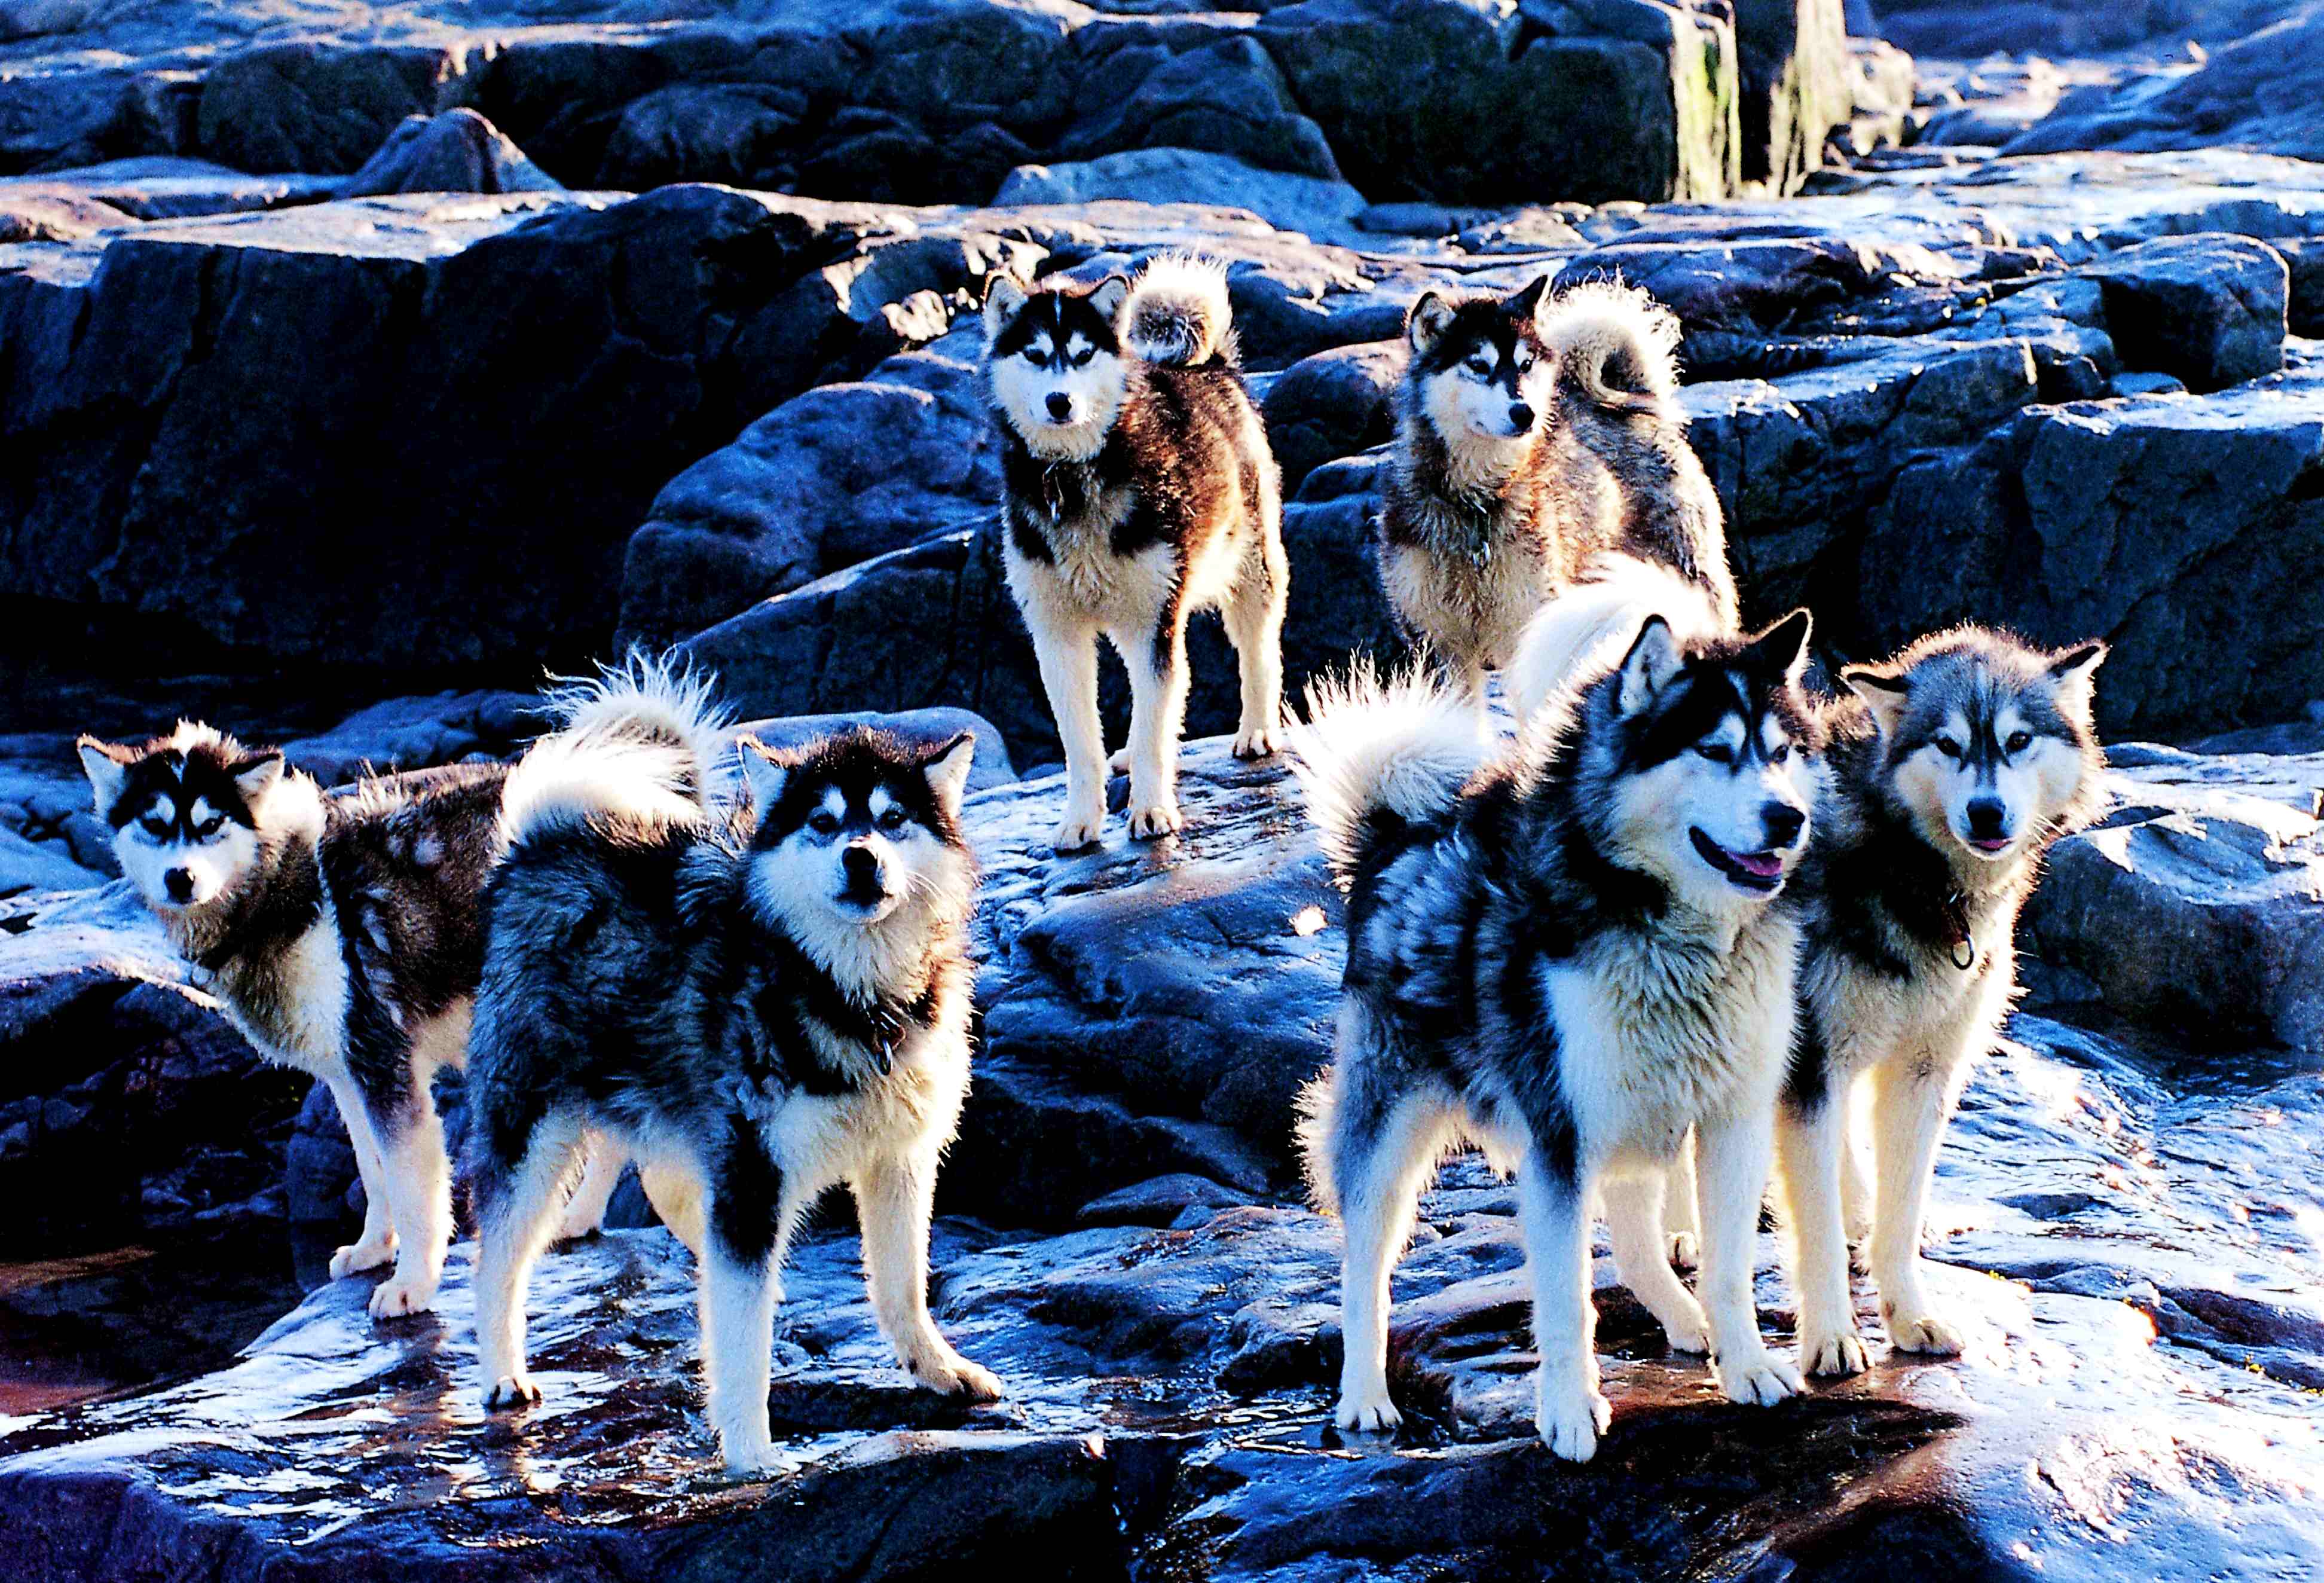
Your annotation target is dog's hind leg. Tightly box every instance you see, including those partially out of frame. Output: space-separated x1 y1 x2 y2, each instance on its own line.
1115 603 1192 839
1665 1135 1701 1269
1695 1104 1803 1408
1777 1095 1868 1377
1866 1055 1968 1356
321 1073 397 1279
1840 1088 1874 1270
1023 598 1108 850
855 1149 1002 1401
1222 527 1288 760
1328 1080 1447 1435
1602 1168 1710 1355
554 1132 623 1242
639 1160 707 1261
473 1113 586 1410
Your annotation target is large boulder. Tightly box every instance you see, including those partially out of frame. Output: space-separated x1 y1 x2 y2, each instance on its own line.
195 42 482 175
1057 29 1343 181
995 148 1368 242
2081 233 2289 393
1258 340 1400 493
1730 0 1854 191
341 108 564 197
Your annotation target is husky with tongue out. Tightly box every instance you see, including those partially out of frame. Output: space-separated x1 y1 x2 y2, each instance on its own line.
1289 600 1821 1462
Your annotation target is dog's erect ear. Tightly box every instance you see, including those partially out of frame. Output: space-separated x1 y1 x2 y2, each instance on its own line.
1744 609 1814 688
1842 666 1911 739
2047 640 2108 720
231 750 285 805
1509 274 1552 325
919 731 975 812
75 736 132 814
981 274 1028 341
737 736 790 814
1088 273 1130 323
1616 616 1686 717
1408 291 1455 355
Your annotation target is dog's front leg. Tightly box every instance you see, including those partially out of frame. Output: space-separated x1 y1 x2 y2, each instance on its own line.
1519 1156 1609 1460
1118 604 1190 839
1776 1093 1869 1376
322 1074 397 1279
1695 1104 1804 1406
855 1151 1002 1400
1867 1053 1969 1356
1025 602 1107 849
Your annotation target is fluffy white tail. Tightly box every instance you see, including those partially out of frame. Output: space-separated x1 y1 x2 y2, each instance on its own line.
1291 658 1487 889
1124 253 1235 368
1506 554 1724 729
1544 279 1683 417
499 654 730 852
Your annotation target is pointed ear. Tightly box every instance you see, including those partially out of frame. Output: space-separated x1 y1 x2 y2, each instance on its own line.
231 750 285 804
981 274 1027 341
1616 616 1686 717
1087 273 1130 323
1842 667 1911 739
2048 640 2108 718
1510 274 1552 325
1408 291 1454 355
1745 609 1814 687
76 736 132 813
737 737 790 814
920 731 975 811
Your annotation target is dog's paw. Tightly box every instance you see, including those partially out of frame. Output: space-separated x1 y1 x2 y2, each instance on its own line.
1717 1349 1805 1407
1231 723 1279 759
1108 745 1132 775
1051 806 1106 851
719 1434 782 1478
368 1272 438 1319
1886 1309 1967 1356
1659 1306 1713 1356
1666 1229 1699 1271
1335 1386 1403 1435
1535 1386 1612 1462
1800 1327 1871 1378
328 1236 396 1280
911 1350 1004 1401
1126 798 1182 840
552 1206 603 1243
1847 1239 1872 1276
483 1374 542 1410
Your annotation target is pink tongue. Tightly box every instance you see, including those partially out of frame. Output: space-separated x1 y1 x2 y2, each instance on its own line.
1735 850 1782 878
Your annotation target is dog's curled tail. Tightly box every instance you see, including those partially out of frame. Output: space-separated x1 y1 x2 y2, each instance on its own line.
1545 279 1682 418
1125 253 1236 368
1291 656 1485 892
500 653 730 853
1506 553 1724 729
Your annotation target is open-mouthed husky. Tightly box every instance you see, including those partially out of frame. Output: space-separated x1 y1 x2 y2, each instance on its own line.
75 719 624 1318
1379 276 1733 700
983 253 1287 849
1291 603 1821 1460
463 668 998 1473
1776 628 2108 1376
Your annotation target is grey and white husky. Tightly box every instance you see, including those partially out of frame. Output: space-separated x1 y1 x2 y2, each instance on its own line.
984 252 1288 849
74 720 615 1316
1291 602 1820 1461
463 666 998 1473
1777 628 2108 1376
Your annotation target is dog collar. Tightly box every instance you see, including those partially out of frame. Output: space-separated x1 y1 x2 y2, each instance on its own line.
1942 890 1974 971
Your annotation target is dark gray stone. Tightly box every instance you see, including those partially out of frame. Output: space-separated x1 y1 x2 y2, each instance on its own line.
1259 339 1399 493
342 108 563 197
196 42 481 175
2083 233 2288 393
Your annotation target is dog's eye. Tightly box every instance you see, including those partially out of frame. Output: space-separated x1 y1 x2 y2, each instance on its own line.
1769 742 1791 765
1695 742 1735 765
808 812 840 836
140 815 170 839
1072 347 1094 367
877 806 907 831
1936 738 1964 759
194 815 224 839
2004 730 2032 755
1466 359 1493 378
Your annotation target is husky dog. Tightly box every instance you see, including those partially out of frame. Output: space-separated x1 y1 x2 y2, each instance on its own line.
1777 629 2107 1376
73 720 616 1316
1378 276 1729 700
464 674 998 1473
983 253 1288 849
1292 601 1821 1461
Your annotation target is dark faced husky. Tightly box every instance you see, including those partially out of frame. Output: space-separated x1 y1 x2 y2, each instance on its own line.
464 673 996 1474
983 253 1288 849
1292 606 1820 1460
1379 277 1732 701
1776 628 2107 1377
74 723 609 1318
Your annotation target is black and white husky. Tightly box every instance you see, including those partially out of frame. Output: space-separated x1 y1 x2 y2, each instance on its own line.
74 720 616 1316
1777 628 2108 1376
463 668 998 1473
983 253 1288 849
1379 277 1733 699
1292 602 1820 1460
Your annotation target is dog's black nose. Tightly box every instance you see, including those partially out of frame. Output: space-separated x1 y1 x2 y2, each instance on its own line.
1762 803 1805 849
1045 392 1072 420
842 844 880 889
1507 402 1535 433
1966 797 2007 839
164 867 195 903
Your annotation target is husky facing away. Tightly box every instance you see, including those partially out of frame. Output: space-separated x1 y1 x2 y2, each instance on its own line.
463 668 998 1473
983 253 1288 849
75 722 619 1316
1777 629 2108 1376
1292 603 1821 1460
1378 276 1733 699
